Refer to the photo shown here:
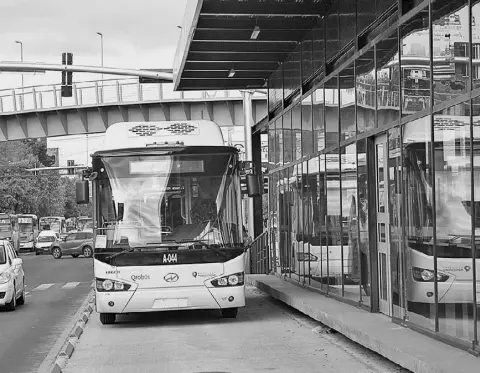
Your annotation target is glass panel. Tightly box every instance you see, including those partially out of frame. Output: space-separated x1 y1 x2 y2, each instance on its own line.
401 6 431 117
313 86 326 153
376 143 386 213
301 160 312 284
340 63 356 141
292 103 302 161
326 0 340 63
377 29 401 127
341 143 360 301
473 2 480 90
268 122 275 168
291 163 302 282
308 156 321 287
302 95 314 158
434 102 476 343
357 139 371 305
276 118 284 166
357 0 377 35
378 0 397 17
283 44 301 101
313 19 325 74
432 0 469 105
339 0 356 50
389 127 405 319
268 66 283 112
356 48 376 134
269 171 279 274
279 169 289 274
402 115 435 331
471 96 480 346
302 30 314 83
283 110 294 164
327 149 343 295
325 75 339 148
272 172 281 274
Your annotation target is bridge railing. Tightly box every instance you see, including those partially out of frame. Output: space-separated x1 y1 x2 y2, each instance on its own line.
0 78 265 114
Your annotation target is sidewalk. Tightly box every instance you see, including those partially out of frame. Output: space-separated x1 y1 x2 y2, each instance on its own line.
246 275 479 373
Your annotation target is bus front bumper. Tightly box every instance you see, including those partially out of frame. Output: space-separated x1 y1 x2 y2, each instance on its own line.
95 285 245 313
407 280 480 304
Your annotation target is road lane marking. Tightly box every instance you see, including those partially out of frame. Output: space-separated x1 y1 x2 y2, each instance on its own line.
32 283 55 291
62 282 81 289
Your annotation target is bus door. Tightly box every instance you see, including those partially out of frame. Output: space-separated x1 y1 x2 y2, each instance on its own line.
375 134 392 316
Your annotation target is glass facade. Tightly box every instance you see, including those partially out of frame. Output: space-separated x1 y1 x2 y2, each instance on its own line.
266 0 480 353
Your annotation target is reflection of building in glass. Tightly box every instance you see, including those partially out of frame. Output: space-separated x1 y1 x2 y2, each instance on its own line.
262 0 480 354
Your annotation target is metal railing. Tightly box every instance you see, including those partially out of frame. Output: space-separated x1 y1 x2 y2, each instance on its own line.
0 78 266 114
249 230 269 274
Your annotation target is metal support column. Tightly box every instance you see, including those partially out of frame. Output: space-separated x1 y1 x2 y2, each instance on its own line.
242 90 255 240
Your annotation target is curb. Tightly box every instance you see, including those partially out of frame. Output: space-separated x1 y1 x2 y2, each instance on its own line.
48 291 95 373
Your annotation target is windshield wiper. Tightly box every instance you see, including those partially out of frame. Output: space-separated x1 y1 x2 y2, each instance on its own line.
175 239 227 257
105 247 135 261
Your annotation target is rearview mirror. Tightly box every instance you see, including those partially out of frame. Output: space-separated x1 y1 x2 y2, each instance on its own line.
12 258 22 266
246 174 261 197
76 181 90 204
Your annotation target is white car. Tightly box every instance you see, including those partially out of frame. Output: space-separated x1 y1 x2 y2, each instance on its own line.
0 239 26 311
35 230 60 255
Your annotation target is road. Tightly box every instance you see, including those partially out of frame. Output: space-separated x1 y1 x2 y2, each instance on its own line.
64 286 411 373
0 253 93 373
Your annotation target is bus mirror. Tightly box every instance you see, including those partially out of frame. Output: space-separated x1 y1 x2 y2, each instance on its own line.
246 174 261 197
76 181 90 204
117 203 124 221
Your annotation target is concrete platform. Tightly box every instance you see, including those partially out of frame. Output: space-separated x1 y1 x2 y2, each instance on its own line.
246 274 479 373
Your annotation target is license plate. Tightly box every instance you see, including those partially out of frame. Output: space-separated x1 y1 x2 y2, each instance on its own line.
153 298 188 309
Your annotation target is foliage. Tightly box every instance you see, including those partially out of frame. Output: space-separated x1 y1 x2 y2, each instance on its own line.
0 139 91 218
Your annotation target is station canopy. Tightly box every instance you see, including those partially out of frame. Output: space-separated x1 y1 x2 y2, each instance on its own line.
174 0 326 91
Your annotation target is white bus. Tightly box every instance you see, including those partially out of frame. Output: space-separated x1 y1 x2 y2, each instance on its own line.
76 120 260 325
403 116 480 305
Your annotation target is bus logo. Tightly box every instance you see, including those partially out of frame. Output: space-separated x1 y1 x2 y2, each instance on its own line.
164 273 179 282
163 253 178 263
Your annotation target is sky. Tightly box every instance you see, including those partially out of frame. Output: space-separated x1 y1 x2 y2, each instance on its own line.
0 0 188 91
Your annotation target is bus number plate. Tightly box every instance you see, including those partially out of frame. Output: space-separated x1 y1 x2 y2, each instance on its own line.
153 298 188 309
163 253 178 263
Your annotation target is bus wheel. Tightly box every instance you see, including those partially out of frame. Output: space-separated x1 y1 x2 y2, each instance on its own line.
100 313 116 325
221 307 238 318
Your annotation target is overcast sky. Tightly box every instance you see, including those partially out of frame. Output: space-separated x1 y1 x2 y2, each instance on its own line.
0 0 188 90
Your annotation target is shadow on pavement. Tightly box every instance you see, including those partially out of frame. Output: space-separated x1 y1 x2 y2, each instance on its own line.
110 290 283 328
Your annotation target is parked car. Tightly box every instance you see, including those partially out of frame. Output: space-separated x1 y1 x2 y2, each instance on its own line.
35 230 59 255
0 239 26 311
51 231 94 259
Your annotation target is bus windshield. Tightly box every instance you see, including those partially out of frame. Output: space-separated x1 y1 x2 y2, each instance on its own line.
403 116 480 258
97 152 243 250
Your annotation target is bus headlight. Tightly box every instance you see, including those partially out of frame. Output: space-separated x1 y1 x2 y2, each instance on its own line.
95 278 131 292
412 267 449 282
211 272 244 287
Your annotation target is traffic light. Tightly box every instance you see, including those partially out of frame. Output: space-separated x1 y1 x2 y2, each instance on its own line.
67 160 74 175
61 52 73 97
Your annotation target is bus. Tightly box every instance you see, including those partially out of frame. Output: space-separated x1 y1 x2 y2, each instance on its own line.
76 120 260 325
17 214 39 252
402 115 480 306
285 155 361 287
39 216 66 235
0 213 19 252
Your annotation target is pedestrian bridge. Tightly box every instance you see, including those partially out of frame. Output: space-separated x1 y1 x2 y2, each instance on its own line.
0 78 267 141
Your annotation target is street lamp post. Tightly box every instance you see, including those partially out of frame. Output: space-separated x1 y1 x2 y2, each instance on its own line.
96 32 104 102
15 40 24 108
